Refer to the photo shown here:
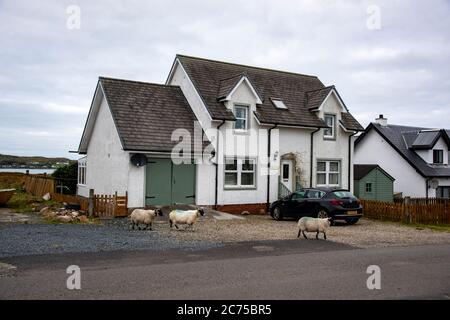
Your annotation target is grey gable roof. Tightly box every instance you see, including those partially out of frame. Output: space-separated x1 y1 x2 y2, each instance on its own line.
98 77 208 153
354 164 395 181
355 123 450 177
176 55 363 130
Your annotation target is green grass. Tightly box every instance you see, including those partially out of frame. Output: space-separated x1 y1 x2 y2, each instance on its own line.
6 191 58 213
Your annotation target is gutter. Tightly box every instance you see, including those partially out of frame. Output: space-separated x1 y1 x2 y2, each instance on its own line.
266 124 278 213
214 120 226 210
348 131 357 191
309 128 321 187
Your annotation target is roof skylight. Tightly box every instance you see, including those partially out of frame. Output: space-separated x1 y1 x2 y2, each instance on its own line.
272 99 288 109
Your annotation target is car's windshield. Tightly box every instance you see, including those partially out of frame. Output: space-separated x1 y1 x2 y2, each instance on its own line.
333 191 355 198
291 191 306 200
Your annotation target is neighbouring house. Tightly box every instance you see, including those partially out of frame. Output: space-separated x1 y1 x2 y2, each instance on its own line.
354 115 450 199
354 164 395 202
76 55 363 213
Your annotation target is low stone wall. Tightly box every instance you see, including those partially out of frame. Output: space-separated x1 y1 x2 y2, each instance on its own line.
216 203 267 215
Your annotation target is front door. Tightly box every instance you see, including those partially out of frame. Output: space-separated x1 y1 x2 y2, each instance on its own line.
145 158 196 206
281 160 294 192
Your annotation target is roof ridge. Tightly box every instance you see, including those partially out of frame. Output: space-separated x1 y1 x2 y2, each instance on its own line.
305 85 335 94
176 54 319 79
218 72 247 82
99 76 180 88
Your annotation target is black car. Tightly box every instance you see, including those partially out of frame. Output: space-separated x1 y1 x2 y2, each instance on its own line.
269 188 363 224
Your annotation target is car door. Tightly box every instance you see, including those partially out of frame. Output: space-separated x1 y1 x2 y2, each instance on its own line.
284 191 309 218
305 190 326 215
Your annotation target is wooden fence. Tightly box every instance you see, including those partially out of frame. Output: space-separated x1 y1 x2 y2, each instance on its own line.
361 199 450 225
394 197 449 205
24 175 55 197
51 193 89 212
93 192 128 218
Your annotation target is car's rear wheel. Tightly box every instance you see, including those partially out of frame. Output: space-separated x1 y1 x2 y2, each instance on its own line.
317 209 328 219
272 207 283 221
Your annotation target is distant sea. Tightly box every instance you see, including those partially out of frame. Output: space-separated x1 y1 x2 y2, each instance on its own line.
0 168 56 174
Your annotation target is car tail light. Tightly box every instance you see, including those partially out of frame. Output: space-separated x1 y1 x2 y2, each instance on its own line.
330 199 344 206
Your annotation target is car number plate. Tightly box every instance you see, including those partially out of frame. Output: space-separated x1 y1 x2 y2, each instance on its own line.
347 211 358 215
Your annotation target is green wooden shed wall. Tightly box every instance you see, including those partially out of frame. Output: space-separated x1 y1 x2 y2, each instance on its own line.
354 165 395 202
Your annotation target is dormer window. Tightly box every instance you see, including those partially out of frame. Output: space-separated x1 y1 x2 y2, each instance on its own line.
324 114 335 139
233 104 249 131
433 149 443 164
271 99 288 109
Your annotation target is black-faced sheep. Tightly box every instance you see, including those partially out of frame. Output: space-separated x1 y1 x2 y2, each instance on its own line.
169 208 205 230
297 217 331 240
130 208 163 230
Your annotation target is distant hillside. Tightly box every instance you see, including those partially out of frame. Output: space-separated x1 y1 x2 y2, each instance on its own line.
0 154 72 169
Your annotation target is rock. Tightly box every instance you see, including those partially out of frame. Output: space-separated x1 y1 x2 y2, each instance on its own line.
56 215 73 223
77 215 89 223
42 193 51 201
70 211 79 218
43 211 57 218
241 211 250 215
259 209 266 215
39 207 52 216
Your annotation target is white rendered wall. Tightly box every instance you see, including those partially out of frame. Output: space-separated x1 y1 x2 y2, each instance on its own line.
354 128 426 197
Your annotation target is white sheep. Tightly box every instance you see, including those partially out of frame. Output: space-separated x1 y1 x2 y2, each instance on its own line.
130 208 163 230
297 217 331 240
169 208 205 230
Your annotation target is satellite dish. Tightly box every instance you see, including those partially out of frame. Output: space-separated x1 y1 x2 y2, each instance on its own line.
130 154 147 167
429 178 439 189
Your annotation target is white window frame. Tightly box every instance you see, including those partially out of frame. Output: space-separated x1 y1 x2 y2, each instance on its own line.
323 114 336 139
224 157 256 189
233 104 249 132
316 160 340 187
78 158 87 186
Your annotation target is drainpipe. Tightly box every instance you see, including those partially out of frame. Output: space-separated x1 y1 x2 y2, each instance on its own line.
309 128 320 187
348 131 357 192
214 120 226 210
425 178 431 200
266 124 278 213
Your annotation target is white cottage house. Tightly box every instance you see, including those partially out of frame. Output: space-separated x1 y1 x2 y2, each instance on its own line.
76 55 363 213
354 115 450 198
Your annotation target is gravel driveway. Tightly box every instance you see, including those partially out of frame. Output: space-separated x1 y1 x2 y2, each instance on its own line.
2 208 450 258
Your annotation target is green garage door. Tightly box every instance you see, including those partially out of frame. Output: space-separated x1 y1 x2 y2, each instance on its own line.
145 158 196 206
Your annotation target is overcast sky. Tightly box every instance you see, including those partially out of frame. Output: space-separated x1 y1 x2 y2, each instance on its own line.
1 0 449 159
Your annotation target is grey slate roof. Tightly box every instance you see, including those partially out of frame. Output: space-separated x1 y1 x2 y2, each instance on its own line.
354 164 395 181
176 55 363 130
411 130 440 149
99 77 208 153
355 123 450 177
306 86 334 110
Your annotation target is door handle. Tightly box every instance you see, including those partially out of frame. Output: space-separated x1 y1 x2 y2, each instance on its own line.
186 195 195 198
146 196 156 199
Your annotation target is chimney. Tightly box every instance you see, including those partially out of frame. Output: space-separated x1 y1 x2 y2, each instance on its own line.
375 114 388 127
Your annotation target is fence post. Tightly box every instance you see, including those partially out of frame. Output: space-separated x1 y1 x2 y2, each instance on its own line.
404 196 411 224
88 189 94 217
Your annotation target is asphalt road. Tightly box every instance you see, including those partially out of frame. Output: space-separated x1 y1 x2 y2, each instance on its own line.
1 240 449 299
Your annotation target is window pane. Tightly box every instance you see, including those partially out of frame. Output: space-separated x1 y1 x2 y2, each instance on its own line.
225 173 238 185
235 119 246 130
242 159 254 171
324 115 334 137
241 173 254 186
225 159 237 171
330 162 339 172
292 191 306 200
317 173 326 185
282 164 289 179
329 173 339 185
235 107 247 119
324 127 332 136
317 162 326 172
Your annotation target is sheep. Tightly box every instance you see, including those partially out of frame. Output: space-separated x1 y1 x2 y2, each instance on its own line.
169 208 205 230
130 208 163 230
297 217 331 240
